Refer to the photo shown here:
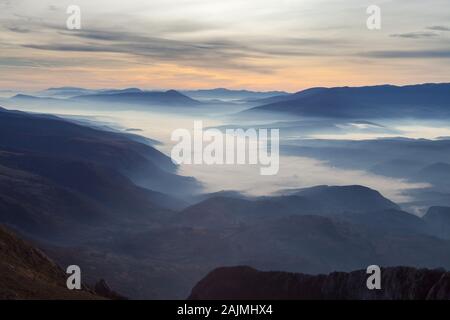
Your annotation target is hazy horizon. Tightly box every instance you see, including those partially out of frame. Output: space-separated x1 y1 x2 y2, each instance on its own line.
3 81 450 94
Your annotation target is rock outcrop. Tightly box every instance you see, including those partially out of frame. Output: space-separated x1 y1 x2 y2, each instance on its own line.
94 279 127 300
0 224 109 299
189 266 450 300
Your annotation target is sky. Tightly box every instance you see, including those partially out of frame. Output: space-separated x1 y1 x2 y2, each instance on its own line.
0 0 449 91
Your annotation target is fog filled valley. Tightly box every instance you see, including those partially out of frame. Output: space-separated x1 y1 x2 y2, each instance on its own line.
1 83 450 299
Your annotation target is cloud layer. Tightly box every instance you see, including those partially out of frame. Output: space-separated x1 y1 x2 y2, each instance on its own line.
1 0 449 90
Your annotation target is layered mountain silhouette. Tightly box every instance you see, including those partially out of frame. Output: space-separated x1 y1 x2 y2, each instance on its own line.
0 107 198 191
1 106 450 299
182 88 288 101
189 266 450 300
30 86 287 102
282 138 450 211
280 185 400 213
4 89 203 111
0 107 197 242
177 185 399 228
244 83 450 119
172 186 450 281
36 183 450 299
72 89 201 107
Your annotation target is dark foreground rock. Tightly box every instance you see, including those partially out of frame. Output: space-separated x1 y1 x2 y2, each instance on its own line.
189 266 450 300
0 224 121 300
94 279 127 300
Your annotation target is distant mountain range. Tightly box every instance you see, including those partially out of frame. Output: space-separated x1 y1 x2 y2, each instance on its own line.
31 87 288 101
189 266 450 300
5 83 450 118
181 88 288 101
72 89 202 107
244 83 450 119
281 138 450 212
176 185 400 229
9 87 289 107
37 87 147 98
9 89 202 108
